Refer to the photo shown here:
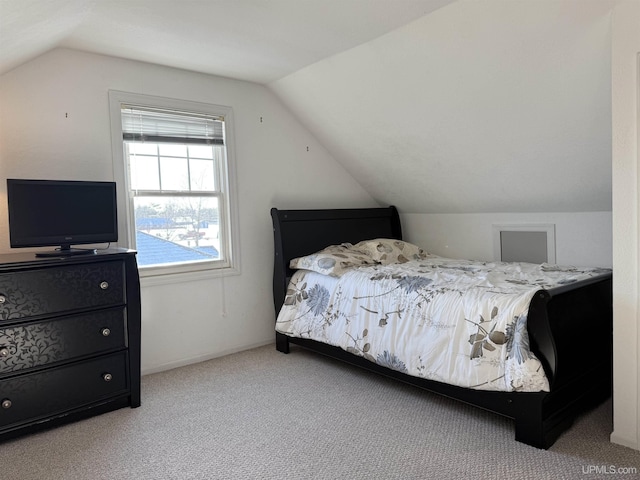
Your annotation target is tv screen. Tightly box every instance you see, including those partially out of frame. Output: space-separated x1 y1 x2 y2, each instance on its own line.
7 179 118 257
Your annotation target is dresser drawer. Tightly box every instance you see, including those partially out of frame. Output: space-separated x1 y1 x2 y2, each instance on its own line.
0 308 126 375
0 261 125 321
0 352 128 429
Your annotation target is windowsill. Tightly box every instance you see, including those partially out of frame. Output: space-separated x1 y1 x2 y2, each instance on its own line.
138 264 241 287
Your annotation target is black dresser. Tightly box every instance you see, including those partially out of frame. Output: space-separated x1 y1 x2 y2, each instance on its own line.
0 249 141 440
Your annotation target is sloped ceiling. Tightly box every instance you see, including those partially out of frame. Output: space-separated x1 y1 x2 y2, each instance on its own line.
1 0 616 214
0 0 453 82
271 0 616 213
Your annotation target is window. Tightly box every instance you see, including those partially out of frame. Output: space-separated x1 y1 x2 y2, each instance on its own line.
109 92 239 278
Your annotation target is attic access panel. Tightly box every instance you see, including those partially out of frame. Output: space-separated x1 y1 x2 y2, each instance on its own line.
492 224 556 264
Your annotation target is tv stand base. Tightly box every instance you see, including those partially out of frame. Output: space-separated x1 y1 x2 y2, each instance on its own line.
35 248 97 258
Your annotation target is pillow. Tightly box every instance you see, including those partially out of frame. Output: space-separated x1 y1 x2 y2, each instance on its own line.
353 238 427 265
289 244 376 277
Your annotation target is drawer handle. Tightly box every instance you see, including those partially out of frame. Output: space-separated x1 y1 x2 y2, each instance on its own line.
101 328 111 337
0 347 9 358
1 399 11 409
0 295 5 304
102 373 113 382
100 281 109 290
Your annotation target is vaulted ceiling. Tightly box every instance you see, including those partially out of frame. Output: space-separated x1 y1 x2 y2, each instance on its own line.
0 0 453 82
0 0 616 214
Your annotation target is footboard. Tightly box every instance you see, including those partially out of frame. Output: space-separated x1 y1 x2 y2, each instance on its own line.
527 273 613 390
519 273 613 447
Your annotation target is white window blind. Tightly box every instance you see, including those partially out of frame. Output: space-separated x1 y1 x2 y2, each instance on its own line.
121 106 225 145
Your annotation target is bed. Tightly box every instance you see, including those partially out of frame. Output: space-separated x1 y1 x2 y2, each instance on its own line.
270 206 613 449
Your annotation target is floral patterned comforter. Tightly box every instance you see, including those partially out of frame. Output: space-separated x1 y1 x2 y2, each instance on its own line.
275 256 611 392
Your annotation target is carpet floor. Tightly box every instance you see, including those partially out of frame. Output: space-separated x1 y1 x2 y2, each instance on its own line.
0 344 638 479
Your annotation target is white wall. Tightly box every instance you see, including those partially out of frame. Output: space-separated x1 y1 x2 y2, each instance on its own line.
403 211 612 268
0 48 376 374
611 0 640 451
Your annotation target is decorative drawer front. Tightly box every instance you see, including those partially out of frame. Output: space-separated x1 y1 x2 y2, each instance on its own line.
0 352 128 429
0 261 125 321
0 308 126 375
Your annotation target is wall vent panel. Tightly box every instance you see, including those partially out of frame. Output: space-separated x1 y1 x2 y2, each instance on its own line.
492 224 556 264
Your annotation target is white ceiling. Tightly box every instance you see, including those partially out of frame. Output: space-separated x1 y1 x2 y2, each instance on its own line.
0 0 617 215
0 0 454 83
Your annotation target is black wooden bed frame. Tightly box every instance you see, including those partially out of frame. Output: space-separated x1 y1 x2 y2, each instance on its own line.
271 206 613 449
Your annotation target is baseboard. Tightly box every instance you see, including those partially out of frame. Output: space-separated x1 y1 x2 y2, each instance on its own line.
140 340 274 375
610 432 639 451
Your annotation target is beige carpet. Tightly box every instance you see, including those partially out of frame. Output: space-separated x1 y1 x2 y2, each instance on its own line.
0 344 638 480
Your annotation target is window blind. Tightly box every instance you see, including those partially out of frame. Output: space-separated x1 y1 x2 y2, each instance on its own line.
121 105 224 145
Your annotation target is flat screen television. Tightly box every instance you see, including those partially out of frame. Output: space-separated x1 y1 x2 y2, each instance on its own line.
6 179 118 257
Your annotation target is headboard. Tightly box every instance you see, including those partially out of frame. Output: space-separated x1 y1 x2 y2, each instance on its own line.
270 206 402 314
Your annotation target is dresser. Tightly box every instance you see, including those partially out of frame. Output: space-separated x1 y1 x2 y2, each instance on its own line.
0 249 141 440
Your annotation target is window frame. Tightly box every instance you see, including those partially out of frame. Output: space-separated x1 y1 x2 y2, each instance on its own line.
109 91 240 283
